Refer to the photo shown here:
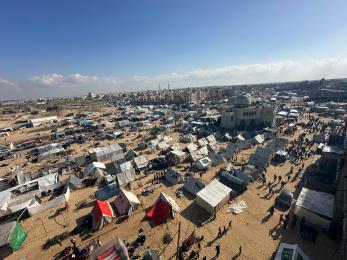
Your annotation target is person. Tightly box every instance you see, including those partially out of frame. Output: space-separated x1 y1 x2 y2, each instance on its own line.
273 174 277 182
217 227 222 238
223 226 227 235
280 181 286 189
197 243 201 250
228 220 232 229
278 176 282 182
71 239 77 247
202 256 207 260
239 246 242 255
268 184 273 195
269 205 275 216
215 245 220 257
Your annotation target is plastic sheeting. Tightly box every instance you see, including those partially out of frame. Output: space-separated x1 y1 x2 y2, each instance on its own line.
95 183 119 201
227 200 247 214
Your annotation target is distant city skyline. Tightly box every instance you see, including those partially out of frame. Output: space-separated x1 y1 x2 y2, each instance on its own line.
1 0 347 99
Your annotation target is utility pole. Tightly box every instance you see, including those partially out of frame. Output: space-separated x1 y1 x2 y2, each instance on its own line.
176 222 181 260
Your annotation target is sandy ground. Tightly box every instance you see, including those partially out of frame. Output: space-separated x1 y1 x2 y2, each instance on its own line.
0 111 340 260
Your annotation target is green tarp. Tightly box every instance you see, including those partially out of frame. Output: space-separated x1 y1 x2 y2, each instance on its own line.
9 222 27 251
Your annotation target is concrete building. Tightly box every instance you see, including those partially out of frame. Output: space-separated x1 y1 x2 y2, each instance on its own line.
220 94 276 130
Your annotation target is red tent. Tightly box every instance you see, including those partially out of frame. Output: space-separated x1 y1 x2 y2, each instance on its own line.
91 200 114 230
146 199 171 225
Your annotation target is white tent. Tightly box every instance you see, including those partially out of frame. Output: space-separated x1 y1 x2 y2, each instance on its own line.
198 138 209 147
196 179 231 215
116 162 136 186
85 162 106 175
89 143 123 161
113 189 140 216
134 155 149 170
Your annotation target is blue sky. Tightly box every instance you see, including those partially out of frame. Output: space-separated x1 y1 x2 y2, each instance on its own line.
1 0 347 99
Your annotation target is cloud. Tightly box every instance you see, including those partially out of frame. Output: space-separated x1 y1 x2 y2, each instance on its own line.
0 77 16 88
1 57 347 99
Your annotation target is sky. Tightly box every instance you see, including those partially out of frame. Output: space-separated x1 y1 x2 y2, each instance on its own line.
1 0 347 99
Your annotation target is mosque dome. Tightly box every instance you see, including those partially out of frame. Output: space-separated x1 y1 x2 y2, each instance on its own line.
233 94 252 108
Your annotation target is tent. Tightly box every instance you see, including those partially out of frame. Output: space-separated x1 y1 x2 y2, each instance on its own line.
185 143 199 154
90 238 129 260
85 162 106 175
164 168 184 185
0 221 27 251
220 143 236 160
90 200 115 230
195 157 212 170
294 188 334 229
196 179 231 215
198 138 209 147
89 144 123 161
95 183 119 201
206 135 217 145
208 152 224 166
125 149 138 161
146 192 179 225
166 150 187 165
37 147 65 161
134 155 149 170
116 161 136 186
183 177 205 196
142 249 162 260
190 146 209 162
113 189 141 216
273 150 287 163
274 243 310 260
250 134 265 145
181 134 196 143
219 172 248 193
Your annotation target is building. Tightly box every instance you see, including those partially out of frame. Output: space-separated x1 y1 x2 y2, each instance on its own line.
220 94 276 130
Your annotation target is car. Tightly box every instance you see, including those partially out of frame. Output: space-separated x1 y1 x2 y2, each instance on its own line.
275 189 293 210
